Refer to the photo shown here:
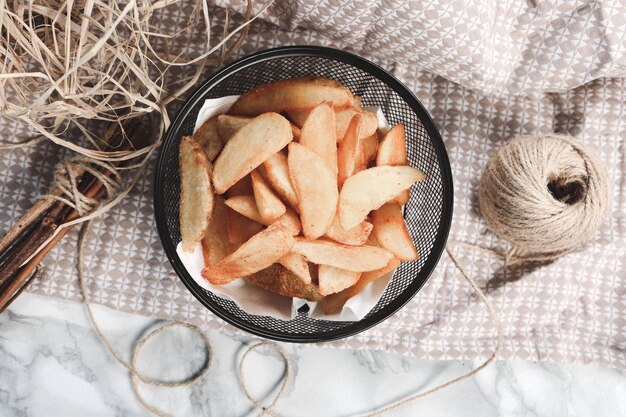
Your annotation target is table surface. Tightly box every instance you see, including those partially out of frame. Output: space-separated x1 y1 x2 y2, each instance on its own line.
1 293 625 417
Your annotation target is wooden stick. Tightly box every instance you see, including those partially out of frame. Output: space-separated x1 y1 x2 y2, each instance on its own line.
0 198 58 255
0 216 76 312
0 203 68 287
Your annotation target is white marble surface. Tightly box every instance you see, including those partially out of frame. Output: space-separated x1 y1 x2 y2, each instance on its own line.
1 293 625 417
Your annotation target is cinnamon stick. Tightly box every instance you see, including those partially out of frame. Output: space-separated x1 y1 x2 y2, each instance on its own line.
0 203 68 287
0 122 150 311
0 122 125 261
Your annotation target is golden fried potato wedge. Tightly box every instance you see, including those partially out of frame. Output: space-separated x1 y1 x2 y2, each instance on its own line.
336 109 378 144
289 106 377 145
292 238 393 272
217 114 300 143
318 265 361 296
202 223 295 285
230 77 353 116
213 112 293 194
226 207 264 244
245 264 324 302
320 257 401 314
377 124 410 204
274 208 303 236
288 142 338 239
201 196 238 267
286 109 309 128
227 175 253 197
225 195 301 235
225 195 264 223
179 136 214 252
216 115 250 142
192 117 223 161
325 214 373 246
299 102 338 173
371 203 418 261
337 114 363 186
261 153 299 210
360 133 379 169
291 124 301 140
278 252 312 284
251 170 286 223
339 166 425 229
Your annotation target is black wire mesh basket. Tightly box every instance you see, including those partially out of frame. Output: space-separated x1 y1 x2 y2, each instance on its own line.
154 46 453 342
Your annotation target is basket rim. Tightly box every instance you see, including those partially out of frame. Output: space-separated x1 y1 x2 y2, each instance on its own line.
154 45 454 343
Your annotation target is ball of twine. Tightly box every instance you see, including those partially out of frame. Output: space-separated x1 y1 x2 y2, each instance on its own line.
479 134 610 259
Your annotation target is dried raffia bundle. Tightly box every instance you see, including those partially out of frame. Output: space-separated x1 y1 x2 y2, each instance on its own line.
0 0 273 308
0 0 268 157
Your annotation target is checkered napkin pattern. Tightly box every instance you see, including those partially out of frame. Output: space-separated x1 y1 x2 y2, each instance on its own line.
1 1 624 367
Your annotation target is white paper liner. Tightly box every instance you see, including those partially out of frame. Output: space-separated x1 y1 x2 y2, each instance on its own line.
176 97 395 321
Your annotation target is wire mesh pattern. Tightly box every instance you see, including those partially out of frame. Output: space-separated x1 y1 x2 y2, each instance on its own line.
154 46 453 342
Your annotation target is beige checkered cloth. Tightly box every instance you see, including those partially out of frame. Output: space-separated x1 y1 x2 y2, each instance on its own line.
1 1 625 368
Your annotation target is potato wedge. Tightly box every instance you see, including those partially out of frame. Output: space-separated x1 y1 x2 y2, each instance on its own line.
377 124 410 204
192 117 223 161
224 176 259 243
226 207 264 244
229 77 353 116
225 195 264 223
318 265 361 296
288 142 338 239
278 252 312 284
179 136 215 252
320 257 401 314
337 114 363 186
336 109 378 144
292 107 377 144
299 102 338 173
371 203 418 261
293 238 393 272
251 170 286 223
202 223 295 285
325 214 373 246
217 114 300 143
217 114 250 142
225 195 301 236
245 264 324 302
291 124 301 140
353 96 362 108
360 133 379 169
286 109 309 128
227 175 253 197
201 196 238 267
339 166 425 229
213 112 293 194
377 124 407 166
275 208 303 236
261 153 299 210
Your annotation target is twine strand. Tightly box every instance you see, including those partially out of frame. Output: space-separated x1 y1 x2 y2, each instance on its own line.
357 244 503 417
43 156 123 215
239 342 292 417
77 221 214 417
